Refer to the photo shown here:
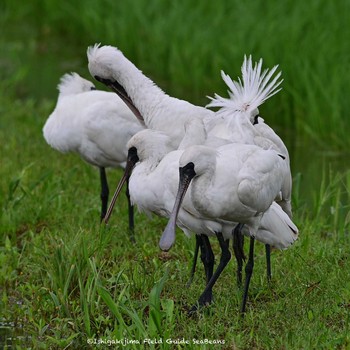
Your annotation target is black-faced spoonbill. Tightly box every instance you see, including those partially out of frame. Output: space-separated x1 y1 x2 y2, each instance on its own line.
160 143 298 314
206 56 292 218
87 44 215 149
102 128 223 304
203 56 295 283
43 73 144 234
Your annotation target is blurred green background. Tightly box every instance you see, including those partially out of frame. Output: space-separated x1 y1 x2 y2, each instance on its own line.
1 0 349 148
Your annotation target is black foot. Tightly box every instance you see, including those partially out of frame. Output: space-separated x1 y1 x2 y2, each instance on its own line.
187 292 213 316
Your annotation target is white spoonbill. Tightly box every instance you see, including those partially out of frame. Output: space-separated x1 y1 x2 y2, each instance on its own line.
187 57 295 284
206 56 292 217
87 44 215 148
103 128 222 305
103 129 298 313
43 72 144 232
160 143 298 313
199 56 294 284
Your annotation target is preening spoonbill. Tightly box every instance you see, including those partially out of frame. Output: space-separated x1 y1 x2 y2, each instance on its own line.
160 143 298 313
87 44 215 148
43 72 144 232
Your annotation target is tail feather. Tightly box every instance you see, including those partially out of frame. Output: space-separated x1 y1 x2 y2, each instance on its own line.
254 202 299 249
207 55 283 114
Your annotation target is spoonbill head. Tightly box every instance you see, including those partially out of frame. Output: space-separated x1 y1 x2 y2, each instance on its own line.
57 72 96 97
160 143 288 251
103 129 175 224
87 44 214 148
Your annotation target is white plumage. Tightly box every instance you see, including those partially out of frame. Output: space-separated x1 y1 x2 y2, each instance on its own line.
43 72 144 221
160 143 297 251
87 45 292 216
87 44 214 149
206 56 282 115
43 72 143 167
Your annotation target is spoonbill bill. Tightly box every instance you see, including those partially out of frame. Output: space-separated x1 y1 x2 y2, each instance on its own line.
160 143 298 314
43 72 144 233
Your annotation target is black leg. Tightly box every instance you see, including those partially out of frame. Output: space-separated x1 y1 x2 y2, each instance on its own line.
232 223 245 287
99 167 109 222
200 235 215 285
265 244 271 283
241 237 255 315
187 235 214 289
186 236 200 287
189 232 230 314
125 177 135 243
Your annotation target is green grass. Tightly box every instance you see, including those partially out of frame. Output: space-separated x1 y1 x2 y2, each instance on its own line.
1 1 350 348
1 88 350 349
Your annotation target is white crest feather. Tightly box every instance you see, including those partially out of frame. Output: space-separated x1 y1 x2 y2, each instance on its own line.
57 72 95 96
86 43 102 62
207 55 283 113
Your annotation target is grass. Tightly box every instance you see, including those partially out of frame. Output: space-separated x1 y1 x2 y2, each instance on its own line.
1 0 350 348
1 88 350 349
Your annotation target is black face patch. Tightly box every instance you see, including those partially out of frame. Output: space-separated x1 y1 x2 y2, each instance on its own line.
180 162 196 180
127 146 139 164
95 75 145 125
95 75 129 100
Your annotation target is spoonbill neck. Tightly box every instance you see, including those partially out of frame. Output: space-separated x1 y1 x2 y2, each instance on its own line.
107 55 168 123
